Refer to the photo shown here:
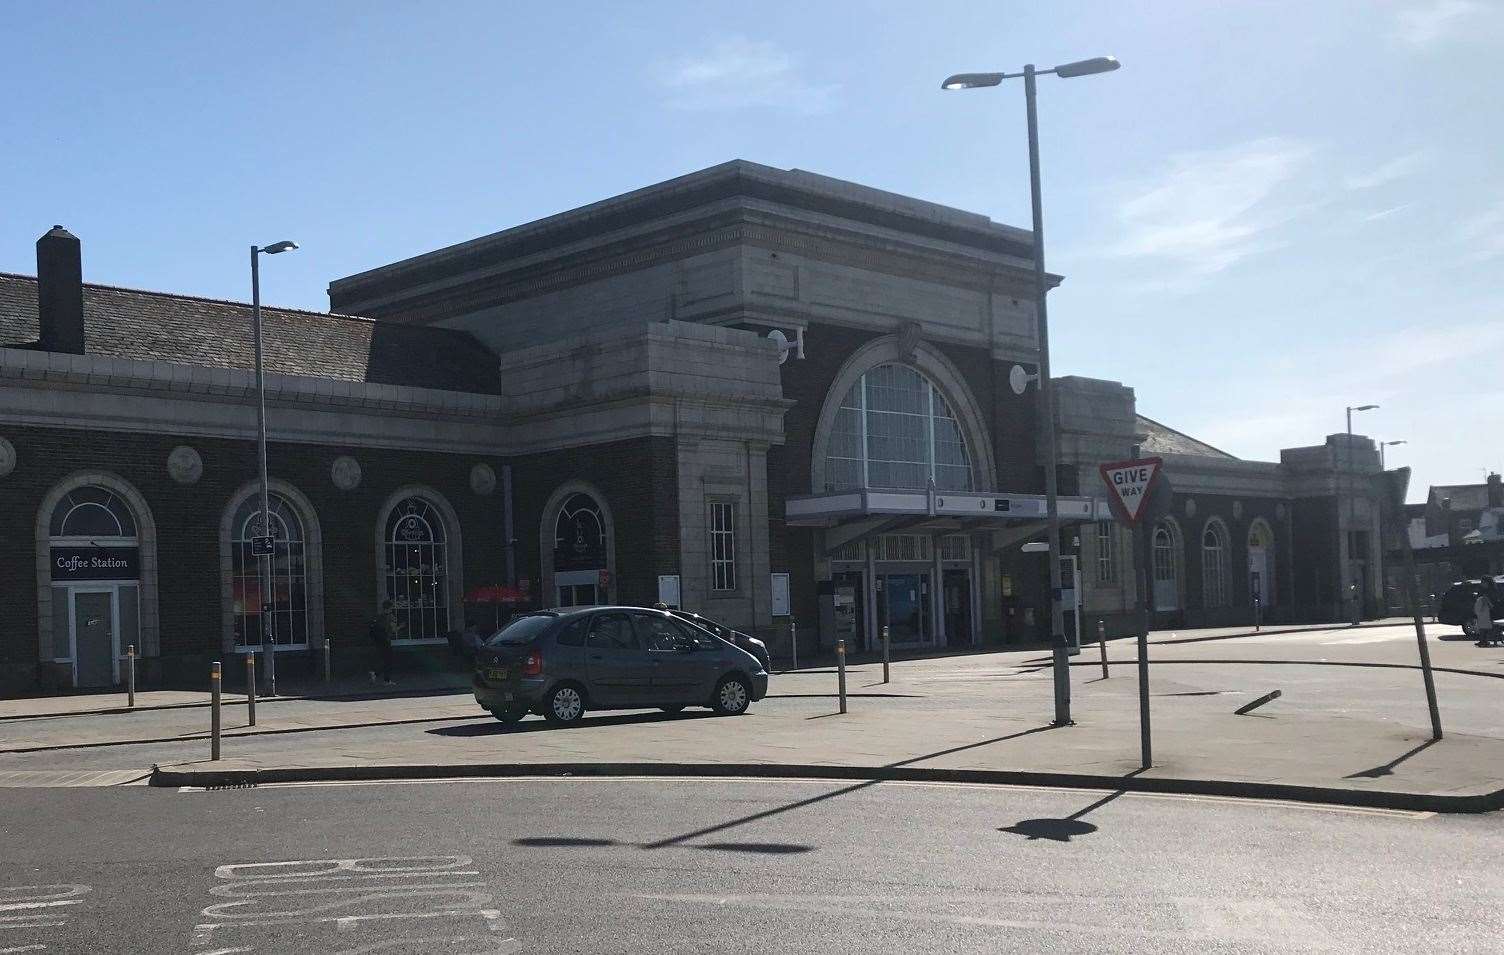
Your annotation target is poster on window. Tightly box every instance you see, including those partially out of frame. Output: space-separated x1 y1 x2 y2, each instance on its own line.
770 572 791 617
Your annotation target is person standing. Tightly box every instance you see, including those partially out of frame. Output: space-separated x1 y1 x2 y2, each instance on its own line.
370 600 399 685
1474 577 1498 648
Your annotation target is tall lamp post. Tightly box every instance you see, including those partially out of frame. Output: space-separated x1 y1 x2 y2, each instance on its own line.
943 55 1120 727
1346 404 1378 627
251 240 299 695
1379 439 1406 471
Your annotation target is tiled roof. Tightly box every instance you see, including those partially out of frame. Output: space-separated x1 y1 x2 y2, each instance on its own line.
1429 484 1491 510
0 273 500 394
1135 415 1237 460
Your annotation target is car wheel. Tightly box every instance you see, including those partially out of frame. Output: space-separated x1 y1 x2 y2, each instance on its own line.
491 707 524 726
1462 619 1478 637
543 684 586 726
712 675 752 716
659 704 685 714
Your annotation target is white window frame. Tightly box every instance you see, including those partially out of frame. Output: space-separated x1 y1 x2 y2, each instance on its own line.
826 363 974 492
1095 521 1117 584
1202 521 1228 609
709 500 738 593
383 495 453 645
230 493 310 652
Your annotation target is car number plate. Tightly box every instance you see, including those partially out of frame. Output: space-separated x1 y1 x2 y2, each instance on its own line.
487 667 508 681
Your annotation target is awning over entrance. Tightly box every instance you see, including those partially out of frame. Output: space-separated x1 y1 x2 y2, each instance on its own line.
786 488 1112 554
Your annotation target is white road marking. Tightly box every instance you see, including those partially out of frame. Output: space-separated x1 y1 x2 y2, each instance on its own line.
0 903 80 914
0 945 49 953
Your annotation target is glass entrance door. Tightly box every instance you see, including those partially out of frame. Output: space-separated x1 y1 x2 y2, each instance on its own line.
877 573 930 645
72 589 116 688
943 569 971 647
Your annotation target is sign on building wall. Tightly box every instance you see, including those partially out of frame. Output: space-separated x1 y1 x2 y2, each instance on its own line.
51 546 139 581
657 575 681 609
770 573 791 616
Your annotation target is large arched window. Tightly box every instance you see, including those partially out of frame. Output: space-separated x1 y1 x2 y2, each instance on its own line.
230 493 309 650
825 363 973 492
1152 522 1180 611
552 491 608 606
1202 520 1229 609
384 495 451 642
1248 518 1276 608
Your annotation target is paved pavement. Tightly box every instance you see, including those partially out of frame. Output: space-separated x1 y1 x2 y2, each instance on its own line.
2 619 1501 810
0 777 1498 952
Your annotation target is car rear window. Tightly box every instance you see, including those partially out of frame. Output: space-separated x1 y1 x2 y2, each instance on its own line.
485 614 555 647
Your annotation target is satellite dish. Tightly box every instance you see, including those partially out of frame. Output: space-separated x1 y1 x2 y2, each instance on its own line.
1009 364 1039 396
767 329 792 365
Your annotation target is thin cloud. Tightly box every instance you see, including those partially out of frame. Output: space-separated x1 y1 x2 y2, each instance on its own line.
1457 199 1504 263
1106 137 1315 286
1391 0 1487 47
1362 204 1413 222
1343 152 1425 190
654 37 838 114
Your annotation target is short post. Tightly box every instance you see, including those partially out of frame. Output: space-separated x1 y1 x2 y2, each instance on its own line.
836 639 848 714
210 661 222 762
264 638 277 697
1254 593 1262 632
881 624 891 684
245 652 257 727
1136 629 1152 769
126 644 136 707
1097 621 1108 680
788 619 798 671
323 638 332 685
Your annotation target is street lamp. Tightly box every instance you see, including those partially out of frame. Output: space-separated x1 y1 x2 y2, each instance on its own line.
943 54 1119 727
251 240 299 694
1345 404 1378 627
1379 440 1406 471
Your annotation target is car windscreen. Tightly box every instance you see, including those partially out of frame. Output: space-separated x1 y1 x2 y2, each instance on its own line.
484 614 556 647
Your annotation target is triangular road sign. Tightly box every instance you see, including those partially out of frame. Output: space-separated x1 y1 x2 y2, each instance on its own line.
1099 457 1163 526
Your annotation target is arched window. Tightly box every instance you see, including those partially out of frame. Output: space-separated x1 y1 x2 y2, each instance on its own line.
1248 519 1276 608
384 496 451 641
1152 523 1180 610
825 363 973 491
1202 520 1229 608
230 493 309 650
552 492 608 606
49 486 137 539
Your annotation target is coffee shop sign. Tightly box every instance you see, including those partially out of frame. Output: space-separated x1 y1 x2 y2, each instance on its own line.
50 546 140 581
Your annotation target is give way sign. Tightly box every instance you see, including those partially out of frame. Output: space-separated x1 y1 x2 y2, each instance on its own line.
1099 457 1163 526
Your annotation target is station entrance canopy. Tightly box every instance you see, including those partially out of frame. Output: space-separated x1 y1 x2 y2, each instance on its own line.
786 488 1112 555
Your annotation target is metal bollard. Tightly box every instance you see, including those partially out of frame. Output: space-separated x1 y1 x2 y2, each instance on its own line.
246 653 257 727
1254 594 1262 632
211 661 222 761
323 638 332 684
881 624 890 684
836 639 847 714
789 619 798 671
1097 621 1108 680
1136 630 1151 769
265 641 277 697
126 644 136 707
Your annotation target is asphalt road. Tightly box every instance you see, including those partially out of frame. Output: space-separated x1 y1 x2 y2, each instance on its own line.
1 777 1499 953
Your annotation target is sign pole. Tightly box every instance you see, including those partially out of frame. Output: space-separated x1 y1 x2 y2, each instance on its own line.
1099 452 1164 771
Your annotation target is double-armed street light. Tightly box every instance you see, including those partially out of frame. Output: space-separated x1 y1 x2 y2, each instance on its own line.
942 56 1120 727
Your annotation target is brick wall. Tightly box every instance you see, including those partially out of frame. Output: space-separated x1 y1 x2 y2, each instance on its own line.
0 424 510 693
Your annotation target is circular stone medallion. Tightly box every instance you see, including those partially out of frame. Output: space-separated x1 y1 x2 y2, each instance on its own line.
331 456 363 491
470 463 497 496
167 445 203 485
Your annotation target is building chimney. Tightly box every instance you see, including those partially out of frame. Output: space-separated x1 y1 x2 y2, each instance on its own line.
1489 472 1502 508
36 225 84 354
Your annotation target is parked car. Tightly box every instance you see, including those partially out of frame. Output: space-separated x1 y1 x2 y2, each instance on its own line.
1437 577 1504 635
473 606 768 726
668 609 772 671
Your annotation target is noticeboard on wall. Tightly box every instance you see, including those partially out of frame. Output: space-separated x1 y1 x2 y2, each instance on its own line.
657 575 681 610
770 572 791 617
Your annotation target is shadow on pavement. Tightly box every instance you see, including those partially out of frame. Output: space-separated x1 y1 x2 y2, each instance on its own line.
638 723 1062 850
1345 738 1439 779
999 788 1129 843
512 835 813 854
427 710 718 737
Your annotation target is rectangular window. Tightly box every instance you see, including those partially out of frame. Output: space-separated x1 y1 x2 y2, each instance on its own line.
710 501 737 592
1095 522 1117 583
940 535 969 561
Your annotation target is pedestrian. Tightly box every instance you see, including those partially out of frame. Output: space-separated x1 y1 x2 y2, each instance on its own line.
462 618 486 660
1474 577 1498 648
369 600 399 685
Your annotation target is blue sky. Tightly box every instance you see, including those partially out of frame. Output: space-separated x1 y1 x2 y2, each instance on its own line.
3 0 1500 501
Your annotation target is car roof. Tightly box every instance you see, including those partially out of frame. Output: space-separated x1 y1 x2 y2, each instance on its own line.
542 605 672 617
